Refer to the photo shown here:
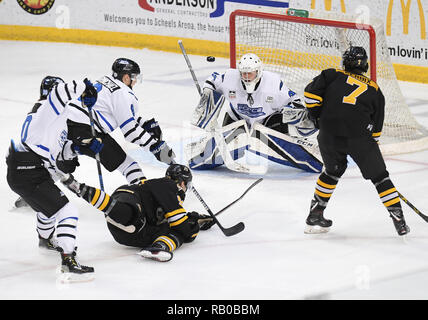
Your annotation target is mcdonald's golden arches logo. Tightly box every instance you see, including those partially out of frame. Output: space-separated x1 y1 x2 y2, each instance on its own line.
386 0 426 40
311 0 346 13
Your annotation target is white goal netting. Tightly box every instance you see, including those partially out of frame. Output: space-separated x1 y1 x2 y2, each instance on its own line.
230 9 428 155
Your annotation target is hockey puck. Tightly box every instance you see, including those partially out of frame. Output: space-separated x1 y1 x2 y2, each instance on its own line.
206 56 215 62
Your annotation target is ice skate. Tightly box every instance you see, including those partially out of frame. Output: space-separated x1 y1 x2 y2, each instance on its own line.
138 241 173 262
389 208 410 236
304 199 332 234
58 250 95 283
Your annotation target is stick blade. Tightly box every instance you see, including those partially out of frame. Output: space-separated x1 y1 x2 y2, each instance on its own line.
223 222 245 237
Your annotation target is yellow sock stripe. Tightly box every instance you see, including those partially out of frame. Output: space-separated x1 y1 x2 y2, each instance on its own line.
170 215 188 227
155 236 176 251
91 189 101 205
384 197 400 207
317 179 337 189
379 187 397 198
98 194 111 211
315 189 332 198
372 132 381 137
165 208 186 218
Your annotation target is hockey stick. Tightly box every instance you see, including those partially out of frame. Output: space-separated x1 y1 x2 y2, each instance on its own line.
398 192 428 223
81 99 105 191
170 158 245 236
178 40 265 175
190 185 245 237
215 178 263 217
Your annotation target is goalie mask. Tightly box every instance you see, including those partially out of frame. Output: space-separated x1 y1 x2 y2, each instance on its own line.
238 53 263 94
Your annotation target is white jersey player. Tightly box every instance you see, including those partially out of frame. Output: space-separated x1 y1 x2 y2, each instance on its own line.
188 53 322 173
7 76 97 279
66 58 176 184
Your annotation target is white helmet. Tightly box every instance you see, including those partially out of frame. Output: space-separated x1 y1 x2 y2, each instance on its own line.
238 53 263 94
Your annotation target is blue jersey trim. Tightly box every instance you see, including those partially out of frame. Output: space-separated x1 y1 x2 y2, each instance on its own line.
96 110 114 131
48 93 60 115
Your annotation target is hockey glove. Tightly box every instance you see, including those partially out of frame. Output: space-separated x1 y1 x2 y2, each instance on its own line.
56 156 80 174
197 213 215 231
73 138 104 155
150 140 176 165
81 78 98 109
56 141 80 174
139 117 163 141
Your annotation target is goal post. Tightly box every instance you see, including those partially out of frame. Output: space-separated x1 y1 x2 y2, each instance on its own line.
229 9 428 155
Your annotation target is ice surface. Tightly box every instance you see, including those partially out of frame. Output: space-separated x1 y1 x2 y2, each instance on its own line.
1 40 428 300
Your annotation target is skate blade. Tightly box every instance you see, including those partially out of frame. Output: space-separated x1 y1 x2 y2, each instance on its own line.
137 249 173 262
57 271 95 284
304 224 330 234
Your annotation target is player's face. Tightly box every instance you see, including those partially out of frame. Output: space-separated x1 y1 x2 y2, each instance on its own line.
240 71 257 83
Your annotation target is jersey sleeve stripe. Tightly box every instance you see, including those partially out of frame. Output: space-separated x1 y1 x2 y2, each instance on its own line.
304 91 323 102
64 83 72 101
54 86 65 107
120 117 134 129
48 94 60 115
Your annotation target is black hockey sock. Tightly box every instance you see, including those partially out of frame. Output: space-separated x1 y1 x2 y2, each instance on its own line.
313 171 339 205
374 177 401 211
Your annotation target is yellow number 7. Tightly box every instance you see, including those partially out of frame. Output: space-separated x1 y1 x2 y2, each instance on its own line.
343 76 368 105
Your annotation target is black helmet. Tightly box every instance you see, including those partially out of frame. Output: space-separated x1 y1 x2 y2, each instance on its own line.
166 164 192 190
112 58 141 80
342 46 369 74
40 76 64 100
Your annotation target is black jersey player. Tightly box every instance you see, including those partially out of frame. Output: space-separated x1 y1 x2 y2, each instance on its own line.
61 164 212 262
303 46 409 236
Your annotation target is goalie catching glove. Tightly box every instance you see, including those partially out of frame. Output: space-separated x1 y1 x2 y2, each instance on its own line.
281 101 318 137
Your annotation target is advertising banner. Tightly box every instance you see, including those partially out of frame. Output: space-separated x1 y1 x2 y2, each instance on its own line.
0 0 427 82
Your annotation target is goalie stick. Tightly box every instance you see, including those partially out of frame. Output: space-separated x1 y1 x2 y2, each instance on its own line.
178 39 265 175
398 192 428 223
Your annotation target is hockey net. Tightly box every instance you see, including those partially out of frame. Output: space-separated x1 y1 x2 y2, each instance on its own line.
229 9 428 155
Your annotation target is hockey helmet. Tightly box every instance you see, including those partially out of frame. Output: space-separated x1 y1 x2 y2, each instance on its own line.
342 46 369 74
165 164 193 191
40 76 64 100
112 58 142 83
238 53 263 94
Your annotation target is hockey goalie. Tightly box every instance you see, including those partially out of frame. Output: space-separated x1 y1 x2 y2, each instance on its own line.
186 53 323 174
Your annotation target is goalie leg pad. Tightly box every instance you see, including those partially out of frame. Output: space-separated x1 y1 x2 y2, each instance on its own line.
249 123 323 173
187 120 250 170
